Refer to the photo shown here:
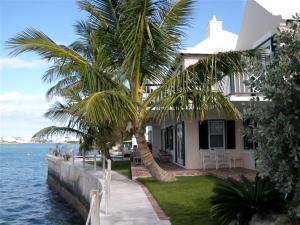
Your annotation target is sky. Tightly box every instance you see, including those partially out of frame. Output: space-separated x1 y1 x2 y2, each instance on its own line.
0 0 246 138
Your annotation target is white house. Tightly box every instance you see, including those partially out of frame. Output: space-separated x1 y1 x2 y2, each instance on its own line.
146 0 299 170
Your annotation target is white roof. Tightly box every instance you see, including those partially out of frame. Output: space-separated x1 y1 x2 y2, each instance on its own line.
255 0 300 20
181 16 238 54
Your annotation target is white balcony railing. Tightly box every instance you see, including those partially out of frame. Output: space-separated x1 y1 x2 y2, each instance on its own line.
143 72 260 104
217 74 260 96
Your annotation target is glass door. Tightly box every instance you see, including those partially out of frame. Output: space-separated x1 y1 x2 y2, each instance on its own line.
175 122 185 165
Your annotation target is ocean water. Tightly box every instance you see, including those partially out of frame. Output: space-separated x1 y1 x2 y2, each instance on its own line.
0 144 84 225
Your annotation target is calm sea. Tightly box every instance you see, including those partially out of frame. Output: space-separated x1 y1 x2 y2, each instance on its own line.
0 144 84 225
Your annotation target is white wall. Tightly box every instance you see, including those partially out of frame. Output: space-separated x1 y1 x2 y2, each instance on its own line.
151 124 161 158
182 54 204 69
161 112 256 170
236 119 256 169
184 119 201 169
236 0 282 50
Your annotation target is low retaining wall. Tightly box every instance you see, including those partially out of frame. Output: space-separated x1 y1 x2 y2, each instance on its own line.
46 155 102 220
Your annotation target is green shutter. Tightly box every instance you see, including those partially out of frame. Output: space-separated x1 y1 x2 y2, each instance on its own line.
199 121 208 149
226 120 236 149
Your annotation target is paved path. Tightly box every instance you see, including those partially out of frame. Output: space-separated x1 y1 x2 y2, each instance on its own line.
77 161 171 225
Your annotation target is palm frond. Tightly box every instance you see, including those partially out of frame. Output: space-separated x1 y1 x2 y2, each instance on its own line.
33 126 85 139
77 0 121 31
45 76 80 98
7 28 87 65
145 51 246 122
44 101 74 122
74 90 137 125
42 63 79 83
159 0 194 35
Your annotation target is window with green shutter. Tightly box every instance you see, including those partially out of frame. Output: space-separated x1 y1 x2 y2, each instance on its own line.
199 120 236 149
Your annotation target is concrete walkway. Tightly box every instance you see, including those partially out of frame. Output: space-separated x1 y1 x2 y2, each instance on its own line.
77 161 171 225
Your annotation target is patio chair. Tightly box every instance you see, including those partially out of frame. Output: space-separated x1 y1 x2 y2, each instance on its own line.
215 149 230 169
227 151 243 168
133 149 142 165
201 150 216 169
158 150 171 163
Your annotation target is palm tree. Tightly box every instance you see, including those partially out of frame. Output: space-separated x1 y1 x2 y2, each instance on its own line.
7 0 244 181
33 100 123 160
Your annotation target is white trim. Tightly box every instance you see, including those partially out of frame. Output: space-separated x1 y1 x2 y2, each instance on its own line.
172 161 187 169
252 31 273 48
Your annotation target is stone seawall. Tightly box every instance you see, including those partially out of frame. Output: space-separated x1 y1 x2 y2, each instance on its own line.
46 155 102 220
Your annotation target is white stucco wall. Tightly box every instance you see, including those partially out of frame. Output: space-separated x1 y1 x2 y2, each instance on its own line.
151 124 161 158
149 112 256 169
235 119 256 169
184 119 201 169
182 54 204 69
236 0 282 50
155 111 256 170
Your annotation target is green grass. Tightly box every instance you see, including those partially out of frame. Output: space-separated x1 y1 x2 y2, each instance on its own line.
139 176 223 225
87 160 131 178
109 160 131 178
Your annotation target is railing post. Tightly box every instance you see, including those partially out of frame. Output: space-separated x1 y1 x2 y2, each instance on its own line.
105 171 108 215
104 159 111 214
94 154 97 171
90 190 100 225
72 149 75 165
83 151 86 168
107 159 111 202
102 155 105 176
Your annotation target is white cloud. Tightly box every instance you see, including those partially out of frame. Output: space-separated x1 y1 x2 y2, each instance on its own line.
0 91 44 101
0 57 47 70
0 92 61 137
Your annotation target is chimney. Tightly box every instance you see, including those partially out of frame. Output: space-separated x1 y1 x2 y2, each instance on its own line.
207 15 223 37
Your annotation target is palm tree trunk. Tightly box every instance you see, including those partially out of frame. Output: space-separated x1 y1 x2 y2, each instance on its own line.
97 144 111 160
102 147 111 160
135 127 176 182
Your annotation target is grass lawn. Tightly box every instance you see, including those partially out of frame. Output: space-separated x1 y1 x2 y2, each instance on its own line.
139 176 223 225
87 160 131 178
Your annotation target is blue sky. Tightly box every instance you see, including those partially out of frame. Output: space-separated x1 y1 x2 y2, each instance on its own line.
0 0 246 138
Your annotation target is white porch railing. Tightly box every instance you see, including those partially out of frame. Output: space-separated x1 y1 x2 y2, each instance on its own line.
201 149 243 169
85 190 103 225
101 156 111 215
85 155 111 225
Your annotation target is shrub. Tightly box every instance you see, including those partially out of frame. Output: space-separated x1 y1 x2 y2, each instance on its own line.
52 149 59 156
64 152 71 161
210 175 286 225
244 14 300 214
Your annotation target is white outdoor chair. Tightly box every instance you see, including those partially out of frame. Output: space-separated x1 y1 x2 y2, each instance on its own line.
133 150 142 165
227 150 243 168
201 150 216 169
215 149 230 169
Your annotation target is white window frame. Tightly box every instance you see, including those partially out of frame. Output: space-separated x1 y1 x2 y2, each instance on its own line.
208 120 225 149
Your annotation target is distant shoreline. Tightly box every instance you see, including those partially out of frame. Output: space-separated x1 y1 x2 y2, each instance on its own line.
0 142 20 144
0 142 79 145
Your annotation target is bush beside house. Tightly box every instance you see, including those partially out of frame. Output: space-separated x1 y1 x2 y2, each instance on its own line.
244 14 300 222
